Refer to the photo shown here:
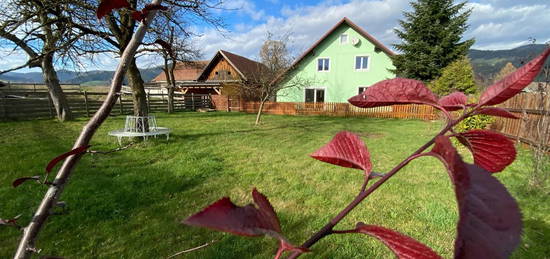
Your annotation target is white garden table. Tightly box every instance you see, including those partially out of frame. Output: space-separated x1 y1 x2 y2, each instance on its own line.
108 115 171 145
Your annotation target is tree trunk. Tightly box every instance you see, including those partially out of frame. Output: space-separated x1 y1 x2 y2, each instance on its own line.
126 58 148 117
41 53 72 121
126 58 149 132
167 86 174 113
255 98 267 125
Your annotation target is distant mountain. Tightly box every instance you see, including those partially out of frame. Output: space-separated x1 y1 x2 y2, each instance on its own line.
468 44 549 81
2 45 548 85
0 67 163 85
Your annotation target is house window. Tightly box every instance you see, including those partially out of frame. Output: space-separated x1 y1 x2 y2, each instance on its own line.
340 34 348 44
305 88 325 103
358 87 368 94
355 56 369 70
317 58 330 71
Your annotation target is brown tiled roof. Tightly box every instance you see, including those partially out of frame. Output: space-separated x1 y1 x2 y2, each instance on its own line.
152 61 209 82
197 50 266 81
220 50 266 80
273 17 395 84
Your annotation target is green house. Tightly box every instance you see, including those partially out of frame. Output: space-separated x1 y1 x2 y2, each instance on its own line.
277 17 395 103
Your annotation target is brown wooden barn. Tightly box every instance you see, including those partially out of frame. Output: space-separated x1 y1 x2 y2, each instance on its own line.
196 50 265 97
150 60 220 95
151 50 265 97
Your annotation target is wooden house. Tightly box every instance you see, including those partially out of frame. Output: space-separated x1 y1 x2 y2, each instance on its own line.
196 50 266 97
151 61 220 94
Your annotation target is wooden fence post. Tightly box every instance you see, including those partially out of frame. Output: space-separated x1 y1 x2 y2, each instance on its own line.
0 97 6 120
83 91 90 117
119 94 124 115
47 93 54 119
227 95 230 112
146 92 151 114
191 92 195 111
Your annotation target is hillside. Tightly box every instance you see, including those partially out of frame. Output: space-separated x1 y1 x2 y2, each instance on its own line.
468 44 549 80
1 44 548 85
0 67 163 85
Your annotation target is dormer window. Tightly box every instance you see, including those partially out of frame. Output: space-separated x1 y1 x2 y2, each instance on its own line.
340 34 348 44
317 58 330 71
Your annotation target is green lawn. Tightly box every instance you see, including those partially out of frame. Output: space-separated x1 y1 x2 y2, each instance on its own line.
0 112 548 258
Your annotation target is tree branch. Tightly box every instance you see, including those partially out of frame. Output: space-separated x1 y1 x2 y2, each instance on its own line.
12 1 164 258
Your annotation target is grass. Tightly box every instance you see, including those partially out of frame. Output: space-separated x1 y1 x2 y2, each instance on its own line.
0 112 548 258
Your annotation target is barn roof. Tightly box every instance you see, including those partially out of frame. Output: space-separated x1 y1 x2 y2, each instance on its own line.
197 50 265 81
152 61 208 82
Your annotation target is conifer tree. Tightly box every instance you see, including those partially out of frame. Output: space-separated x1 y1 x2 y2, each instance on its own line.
429 56 477 96
392 0 475 81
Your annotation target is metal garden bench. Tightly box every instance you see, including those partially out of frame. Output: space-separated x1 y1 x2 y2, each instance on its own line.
108 115 171 145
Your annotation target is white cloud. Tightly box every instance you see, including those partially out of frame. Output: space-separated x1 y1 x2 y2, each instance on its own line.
1 0 549 72
194 0 410 60
465 2 550 49
221 0 267 21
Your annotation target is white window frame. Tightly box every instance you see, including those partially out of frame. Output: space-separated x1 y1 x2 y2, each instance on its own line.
317 57 330 72
354 55 370 71
340 34 348 44
358 86 368 94
304 87 327 103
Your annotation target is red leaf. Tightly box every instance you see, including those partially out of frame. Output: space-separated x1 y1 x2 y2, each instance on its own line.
0 215 21 226
46 145 90 173
430 136 522 258
438 92 467 111
480 48 550 106
183 189 281 237
131 11 146 21
143 3 168 12
131 4 167 21
352 223 441 259
12 176 41 188
348 78 438 108
252 188 281 233
96 0 131 19
310 131 372 174
456 130 516 173
476 107 519 119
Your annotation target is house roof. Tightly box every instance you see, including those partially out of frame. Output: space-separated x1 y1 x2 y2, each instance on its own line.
197 50 265 81
152 61 208 82
273 17 395 84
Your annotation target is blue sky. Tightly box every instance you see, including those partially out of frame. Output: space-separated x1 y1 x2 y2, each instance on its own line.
1 0 549 73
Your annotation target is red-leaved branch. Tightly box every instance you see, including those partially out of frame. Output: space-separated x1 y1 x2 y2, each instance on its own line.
184 48 550 258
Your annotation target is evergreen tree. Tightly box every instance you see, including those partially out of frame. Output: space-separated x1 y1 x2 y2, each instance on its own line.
392 0 475 81
429 56 477 96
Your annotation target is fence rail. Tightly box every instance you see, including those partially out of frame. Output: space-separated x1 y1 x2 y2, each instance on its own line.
0 90 212 121
210 96 438 120
490 92 550 147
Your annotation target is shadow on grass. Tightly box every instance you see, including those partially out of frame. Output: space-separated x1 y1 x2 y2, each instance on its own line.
516 218 550 257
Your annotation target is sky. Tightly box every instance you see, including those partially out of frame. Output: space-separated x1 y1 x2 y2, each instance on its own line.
1 0 549 73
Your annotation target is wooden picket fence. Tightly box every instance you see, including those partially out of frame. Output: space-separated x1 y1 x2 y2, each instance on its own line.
0 90 212 121
236 101 438 120
490 92 550 147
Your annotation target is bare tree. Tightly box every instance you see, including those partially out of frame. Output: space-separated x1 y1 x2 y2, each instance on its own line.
63 0 223 120
529 66 550 190
0 0 76 121
241 33 312 125
11 1 165 257
155 26 202 113
494 62 517 83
